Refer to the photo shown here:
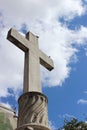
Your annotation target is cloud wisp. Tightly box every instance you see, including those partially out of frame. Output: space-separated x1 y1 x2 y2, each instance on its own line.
77 90 87 105
77 99 87 105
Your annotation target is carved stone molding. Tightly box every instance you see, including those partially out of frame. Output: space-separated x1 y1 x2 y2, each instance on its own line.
24 126 33 130
16 92 50 130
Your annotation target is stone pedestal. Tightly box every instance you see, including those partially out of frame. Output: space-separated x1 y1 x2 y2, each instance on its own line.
16 92 51 130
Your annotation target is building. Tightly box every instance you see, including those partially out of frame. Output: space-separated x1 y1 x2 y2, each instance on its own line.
0 104 17 130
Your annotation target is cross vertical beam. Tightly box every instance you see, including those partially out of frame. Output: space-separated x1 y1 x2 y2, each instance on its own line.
23 32 41 92
7 28 54 93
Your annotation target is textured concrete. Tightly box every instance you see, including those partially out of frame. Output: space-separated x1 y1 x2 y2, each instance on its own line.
7 28 54 130
7 28 54 93
16 92 50 130
0 104 17 130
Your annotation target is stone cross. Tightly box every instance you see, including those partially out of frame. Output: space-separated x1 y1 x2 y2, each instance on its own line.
7 28 54 93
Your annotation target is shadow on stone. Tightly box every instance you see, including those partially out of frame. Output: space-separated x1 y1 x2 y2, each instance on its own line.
24 126 33 130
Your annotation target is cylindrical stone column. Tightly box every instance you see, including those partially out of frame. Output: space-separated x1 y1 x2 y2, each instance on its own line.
16 92 51 130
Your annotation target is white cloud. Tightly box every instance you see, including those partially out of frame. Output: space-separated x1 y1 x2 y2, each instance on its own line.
40 25 87 87
0 0 86 30
77 99 87 104
77 91 87 105
84 91 87 94
0 29 24 97
49 121 57 130
0 0 87 98
58 113 76 119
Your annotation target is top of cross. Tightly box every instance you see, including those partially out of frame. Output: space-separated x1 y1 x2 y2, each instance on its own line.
7 28 54 93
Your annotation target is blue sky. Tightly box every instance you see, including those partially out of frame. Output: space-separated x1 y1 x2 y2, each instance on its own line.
43 46 87 128
0 0 87 129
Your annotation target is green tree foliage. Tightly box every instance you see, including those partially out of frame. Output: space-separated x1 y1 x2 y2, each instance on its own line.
58 118 87 130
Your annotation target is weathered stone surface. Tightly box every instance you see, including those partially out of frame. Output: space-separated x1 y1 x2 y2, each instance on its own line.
16 92 50 130
7 28 54 93
16 125 50 130
7 28 53 130
0 104 17 130
24 126 33 130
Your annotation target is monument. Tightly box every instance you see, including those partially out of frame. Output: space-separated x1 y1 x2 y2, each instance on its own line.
7 28 54 130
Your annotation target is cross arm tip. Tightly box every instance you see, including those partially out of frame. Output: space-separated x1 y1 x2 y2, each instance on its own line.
46 59 54 71
39 50 54 71
41 58 54 71
7 28 15 41
7 28 28 52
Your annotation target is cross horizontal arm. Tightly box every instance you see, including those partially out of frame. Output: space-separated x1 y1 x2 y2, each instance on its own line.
7 28 28 52
39 50 54 71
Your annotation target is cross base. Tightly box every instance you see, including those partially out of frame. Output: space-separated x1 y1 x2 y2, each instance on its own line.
16 92 51 130
15 124 50 130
